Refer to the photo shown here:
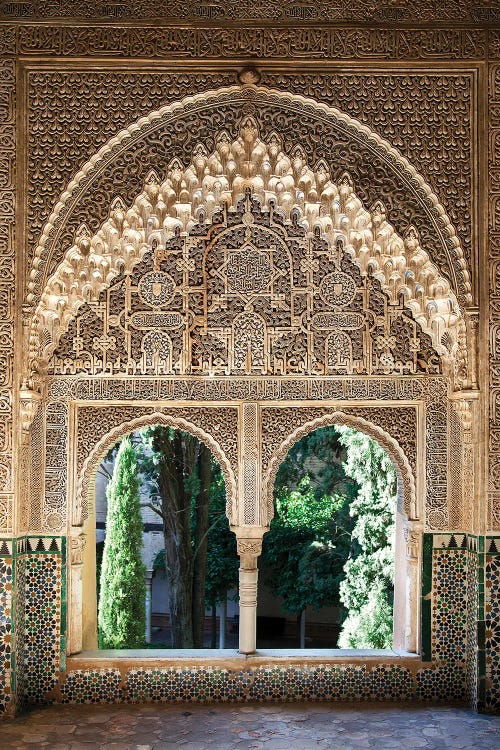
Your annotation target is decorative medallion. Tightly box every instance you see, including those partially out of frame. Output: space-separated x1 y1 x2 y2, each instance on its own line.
137 271 175 308
319 272 357 308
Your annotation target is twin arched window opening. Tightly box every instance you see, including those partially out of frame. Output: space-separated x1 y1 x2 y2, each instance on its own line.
79 422 416 656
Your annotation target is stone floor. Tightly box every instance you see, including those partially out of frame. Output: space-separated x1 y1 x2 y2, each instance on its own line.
1 702 499 750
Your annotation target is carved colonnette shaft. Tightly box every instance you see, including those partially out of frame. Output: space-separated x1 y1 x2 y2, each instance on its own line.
236 536 264 654
67 532 86 655
449 393 479 533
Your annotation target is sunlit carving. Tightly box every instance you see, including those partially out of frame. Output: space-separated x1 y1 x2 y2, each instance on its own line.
29 118 463 383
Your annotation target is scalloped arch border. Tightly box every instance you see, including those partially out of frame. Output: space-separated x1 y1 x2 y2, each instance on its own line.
27 85 471 310
262 411 417 525
76 412 238 528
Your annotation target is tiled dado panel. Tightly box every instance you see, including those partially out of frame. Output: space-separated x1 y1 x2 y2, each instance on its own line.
2 533 481 709
59 665 416 704
53 536 474 707
0 540 14 715
14 537 66 707
421 534 479 704
484 537 500 713
56 662 470 706
466 545 479 710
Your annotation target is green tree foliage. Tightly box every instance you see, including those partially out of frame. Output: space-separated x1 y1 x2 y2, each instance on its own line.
98 438 146 649
274 425 348 501
263 427 356 619
262 478 351 616
336 426 397 648
204 465 239 610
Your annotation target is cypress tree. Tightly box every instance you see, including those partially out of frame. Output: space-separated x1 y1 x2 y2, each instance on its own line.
98 438 146 649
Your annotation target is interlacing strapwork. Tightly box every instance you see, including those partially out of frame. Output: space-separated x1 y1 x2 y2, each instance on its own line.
31 118 459 382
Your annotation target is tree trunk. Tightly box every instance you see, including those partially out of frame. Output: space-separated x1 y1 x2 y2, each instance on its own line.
299 609 306 649
153 428 214 649
156 429 196 648
296 610 306 648
211 605 217 649
192 442 212 648
219 595 227 649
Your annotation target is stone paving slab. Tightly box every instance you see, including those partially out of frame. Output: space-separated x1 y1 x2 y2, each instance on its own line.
1 702 499 750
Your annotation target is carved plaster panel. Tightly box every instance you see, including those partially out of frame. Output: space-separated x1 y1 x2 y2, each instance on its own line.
0 1 494 23
0 24 489 59
24 71 474 305
262 72 475 296
25 87 470 327
47 375 448 404
43 187 446 381
489 65 500 531
50 376 448 534
25 70 237 281
30 115 465 388
449 399 476 533
43 402 68 533
0 58 15 534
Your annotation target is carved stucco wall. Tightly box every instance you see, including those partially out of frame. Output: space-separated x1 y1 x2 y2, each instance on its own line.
1 1 497 24
0 9 496 714
489 65 500 532
25 80 473 314
23 70 476 293
38 377 450 537
0 58 15 540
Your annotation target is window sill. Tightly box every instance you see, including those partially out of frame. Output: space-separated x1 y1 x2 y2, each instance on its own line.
67 648 421 667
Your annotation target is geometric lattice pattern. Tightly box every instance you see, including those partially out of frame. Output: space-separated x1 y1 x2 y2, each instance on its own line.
416 663 466 702
9 535 487 710
17 538 65 705
56 662 479 705
60 664 418 704
466 547 479 710
0 546 13 715
485 547 500 712
51 539 480 708
60 669 122 704
432 548 468 664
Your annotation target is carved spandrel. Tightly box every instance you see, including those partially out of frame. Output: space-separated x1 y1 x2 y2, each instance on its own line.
75 407 239 527
36 117 456 384
27 87 470 337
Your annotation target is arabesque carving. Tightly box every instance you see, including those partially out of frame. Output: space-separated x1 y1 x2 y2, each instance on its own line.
489 65 500 531
260 405 417 476
24 70 474 306
25 87 470 332
0 58 16 534
30 116 464 384
0 1 491 23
